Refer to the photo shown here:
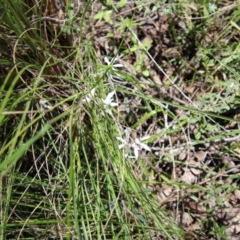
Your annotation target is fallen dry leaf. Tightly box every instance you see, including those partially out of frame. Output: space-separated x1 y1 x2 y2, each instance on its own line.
181 167 197 184
182 212 193 227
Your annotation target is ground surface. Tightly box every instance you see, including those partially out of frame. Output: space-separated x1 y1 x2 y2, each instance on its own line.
84 1 240 239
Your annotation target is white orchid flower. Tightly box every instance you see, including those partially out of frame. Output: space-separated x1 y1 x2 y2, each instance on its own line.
104 57 123 69
132 136 151 159
117 129 151 159
102 91 118 115
82 88 96 103
117 128 131 156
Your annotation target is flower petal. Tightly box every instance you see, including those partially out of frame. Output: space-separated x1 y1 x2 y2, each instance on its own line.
106 109 113 115
110 102 118 107
118 143 126 149
113 63 123 68
104 57 111 65
82 88 96 103
134 148 139 159
132 143 139 159
116 137 124 142
140 136 150 141
105 91 115 103
135 138 141 145
124 128 131 140
139 142 151 152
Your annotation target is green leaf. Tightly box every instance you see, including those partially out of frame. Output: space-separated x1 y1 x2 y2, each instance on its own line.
142 69 150 77
116 0 127 8
94 10 113 23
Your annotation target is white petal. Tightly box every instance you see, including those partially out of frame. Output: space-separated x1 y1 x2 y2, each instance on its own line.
118 143 125 149
113 63 123 68
124 128 131 140
134 147 139 159
105 91 115 103
140 136 150 141
82 96 91 103
110 102 118 107
90 88 96 96
135 138 141 145
82 88 96 103
103 110 112 116
132 143 139 159
139 142 151 152
116 137 124 142
104 57 110 65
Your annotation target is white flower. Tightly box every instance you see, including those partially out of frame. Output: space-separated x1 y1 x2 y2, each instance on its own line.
104 57 124 81
104 57 123 69
82 88 96 103
117 128 131 156
131 136 151 159
117 129 151 159
102 91 118 115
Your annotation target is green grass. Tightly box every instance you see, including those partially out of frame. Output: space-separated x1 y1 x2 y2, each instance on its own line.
1 0 240 239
